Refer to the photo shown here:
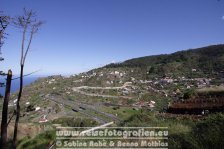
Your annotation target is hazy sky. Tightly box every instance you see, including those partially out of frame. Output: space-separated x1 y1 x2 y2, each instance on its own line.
1 0 224 75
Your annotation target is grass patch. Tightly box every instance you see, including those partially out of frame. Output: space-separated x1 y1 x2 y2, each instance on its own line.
17 130 55 149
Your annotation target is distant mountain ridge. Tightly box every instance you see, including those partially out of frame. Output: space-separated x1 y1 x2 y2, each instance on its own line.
104 44 224 77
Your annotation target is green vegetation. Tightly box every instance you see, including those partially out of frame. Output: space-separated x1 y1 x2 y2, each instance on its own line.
52 117 98 127
100 106 140 120
17 131 55 149
197 86 224 98
105 44 224 78
10 112 223 149
183 89 196 99
140 92 170 111
122 111 224 149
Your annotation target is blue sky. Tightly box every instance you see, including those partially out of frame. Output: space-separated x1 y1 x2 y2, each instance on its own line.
1 0 224 76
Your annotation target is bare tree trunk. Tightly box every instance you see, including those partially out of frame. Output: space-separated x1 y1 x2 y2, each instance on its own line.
12 65 23 149
11 9 43 148
0 70 12 149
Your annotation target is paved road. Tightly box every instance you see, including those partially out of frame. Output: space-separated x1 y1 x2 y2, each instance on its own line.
70 99 121 122
72 83 134 99
48 95 120 124
72 87 132 99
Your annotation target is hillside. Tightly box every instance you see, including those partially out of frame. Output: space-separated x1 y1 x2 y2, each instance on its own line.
2 44 224 148
5 44 224 123
105 44 224 78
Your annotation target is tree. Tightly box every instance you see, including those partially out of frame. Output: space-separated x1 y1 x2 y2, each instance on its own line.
0 70 12 149
12 8 43 148
0 12 10 52
0 12 11 149
0 12 9 78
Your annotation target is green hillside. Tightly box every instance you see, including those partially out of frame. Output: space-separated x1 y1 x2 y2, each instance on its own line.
4 44 224 149
105 44 224 77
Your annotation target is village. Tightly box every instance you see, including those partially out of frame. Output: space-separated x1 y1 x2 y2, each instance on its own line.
6 66 224 124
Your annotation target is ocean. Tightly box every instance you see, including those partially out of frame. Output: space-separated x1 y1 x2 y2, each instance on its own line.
0 76 41 96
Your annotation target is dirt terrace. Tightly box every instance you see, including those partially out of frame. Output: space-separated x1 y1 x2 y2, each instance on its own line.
167 98 224 114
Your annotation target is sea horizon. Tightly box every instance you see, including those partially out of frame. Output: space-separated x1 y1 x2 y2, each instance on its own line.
0 75 45 96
